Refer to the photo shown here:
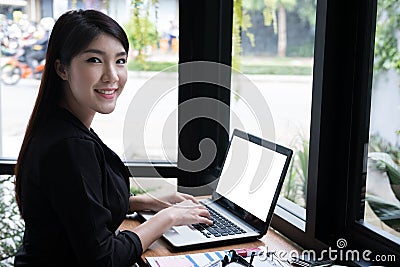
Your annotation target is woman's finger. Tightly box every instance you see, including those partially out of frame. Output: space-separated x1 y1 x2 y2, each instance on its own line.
178 192 199 204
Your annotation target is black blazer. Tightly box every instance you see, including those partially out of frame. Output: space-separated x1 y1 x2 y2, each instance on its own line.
14 107 142 267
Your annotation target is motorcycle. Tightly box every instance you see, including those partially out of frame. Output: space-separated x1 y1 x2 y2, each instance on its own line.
1 45 45 85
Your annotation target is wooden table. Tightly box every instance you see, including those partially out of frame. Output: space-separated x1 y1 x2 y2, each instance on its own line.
120 214 302 266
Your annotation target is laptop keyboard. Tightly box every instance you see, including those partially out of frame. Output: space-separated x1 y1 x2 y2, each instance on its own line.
192 205 247 238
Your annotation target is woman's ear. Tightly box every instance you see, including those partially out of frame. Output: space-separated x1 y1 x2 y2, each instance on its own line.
55 60 68 80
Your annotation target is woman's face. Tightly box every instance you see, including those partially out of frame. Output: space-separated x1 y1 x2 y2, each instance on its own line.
59 33 128 126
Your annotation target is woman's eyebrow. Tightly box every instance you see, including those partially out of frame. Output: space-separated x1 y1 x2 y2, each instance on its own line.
82 49 127 57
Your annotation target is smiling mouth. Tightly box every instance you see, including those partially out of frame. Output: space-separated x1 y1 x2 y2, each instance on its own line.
95 89 116 95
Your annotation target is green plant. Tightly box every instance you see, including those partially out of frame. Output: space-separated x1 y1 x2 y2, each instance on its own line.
127 61 177 72
239 0 316 58
0 175 24 266
296 138 309 203
282 158 298 202
286 41 315 57
232 0 254 71
126 60 312 75
367 134 400 233
366 194 400 232
374 0 400 74
369 134 400 201
282 134 309 207
240 64 312 75
369 152 400 202
125 0 159 69
369 134 400 164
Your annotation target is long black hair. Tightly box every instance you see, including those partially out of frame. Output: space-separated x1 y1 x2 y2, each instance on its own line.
14 9 129 214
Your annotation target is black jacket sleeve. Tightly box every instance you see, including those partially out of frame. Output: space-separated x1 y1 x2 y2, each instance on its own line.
41 137 142 267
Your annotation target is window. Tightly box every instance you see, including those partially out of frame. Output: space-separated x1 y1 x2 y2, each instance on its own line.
263 0 400 262
230 0 316 229
364 0 400 243
0 0 180 163
0 80 38 158
94 0 180 163
303 0 400 262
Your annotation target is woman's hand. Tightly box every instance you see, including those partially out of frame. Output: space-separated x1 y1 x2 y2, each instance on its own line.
129 192 201 212
152 192 200 211
132 199 212 251
155 199 213 226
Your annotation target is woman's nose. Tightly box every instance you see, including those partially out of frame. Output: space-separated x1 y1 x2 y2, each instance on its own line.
102 64 119 83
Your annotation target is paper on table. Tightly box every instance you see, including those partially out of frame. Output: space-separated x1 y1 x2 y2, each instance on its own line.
146 251 224 267
147 256 194 267
146 250 278 267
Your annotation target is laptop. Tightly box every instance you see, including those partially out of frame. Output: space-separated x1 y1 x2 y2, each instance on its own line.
137 128 293 250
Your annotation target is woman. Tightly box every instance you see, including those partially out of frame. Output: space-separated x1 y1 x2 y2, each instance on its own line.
14 9 212 267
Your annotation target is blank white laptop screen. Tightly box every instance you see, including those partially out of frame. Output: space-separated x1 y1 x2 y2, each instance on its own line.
216 135 287 222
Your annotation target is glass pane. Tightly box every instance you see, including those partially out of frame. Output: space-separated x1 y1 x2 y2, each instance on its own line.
365 0 400 241
230 0 316 210
0 0 179 162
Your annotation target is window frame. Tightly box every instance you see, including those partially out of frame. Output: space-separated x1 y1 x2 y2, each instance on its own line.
343 0 400 258
177 0 232 192
274 0 400 260
270 0 329 251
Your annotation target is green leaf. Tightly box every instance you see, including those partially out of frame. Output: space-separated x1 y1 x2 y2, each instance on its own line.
374 0 400 74
366 195 400 232
369 152 400 201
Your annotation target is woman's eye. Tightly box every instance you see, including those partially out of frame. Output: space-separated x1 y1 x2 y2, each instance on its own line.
87 57 101 63
117 58 127 64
